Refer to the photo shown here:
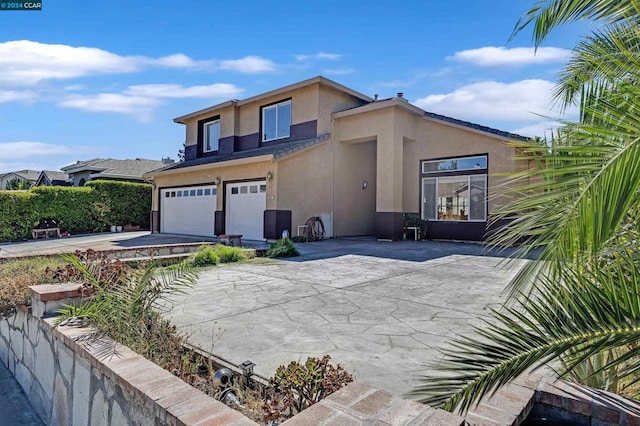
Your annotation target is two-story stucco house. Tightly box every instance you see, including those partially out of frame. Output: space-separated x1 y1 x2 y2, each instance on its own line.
146 76 530 241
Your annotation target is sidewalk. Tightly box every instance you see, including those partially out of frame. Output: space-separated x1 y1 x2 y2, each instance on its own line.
0 360 43 425
0 231 223 259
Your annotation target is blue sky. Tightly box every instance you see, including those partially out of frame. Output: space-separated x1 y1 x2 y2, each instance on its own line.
0 0 588 174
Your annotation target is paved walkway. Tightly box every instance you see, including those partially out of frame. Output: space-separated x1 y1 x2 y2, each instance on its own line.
0 231 232 259
0 360 43 425
166 239 527 396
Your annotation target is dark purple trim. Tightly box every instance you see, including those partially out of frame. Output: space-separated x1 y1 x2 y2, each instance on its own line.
426 221 486 241
214 210 225 236
374 212 404 241
260 120 317 148
236 133 260 151
218 136 234 155
264 210 292 240
151 210 159 233
185 145 197 161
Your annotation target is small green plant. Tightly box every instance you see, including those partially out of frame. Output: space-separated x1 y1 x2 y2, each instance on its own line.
191 244 251 267
266 238 299 258
264 355 353 420
213 244 245 263
192 245 220 267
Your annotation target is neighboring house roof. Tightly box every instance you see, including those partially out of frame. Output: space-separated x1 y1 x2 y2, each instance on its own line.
61 158 171 180
173 76 373 124
156 134 330 173
35 170 69 186
0 169 40 182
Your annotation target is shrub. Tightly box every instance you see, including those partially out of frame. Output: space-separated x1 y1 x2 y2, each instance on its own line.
264 355 353 420
87 180 152 229
45 249 132 291
214 244 247 263
266 239 299 258
0 181 153 242
0 191 38 241
31 186 100 234
192 245 220 267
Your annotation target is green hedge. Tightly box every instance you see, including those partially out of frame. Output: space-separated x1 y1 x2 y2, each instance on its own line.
0 191 38 242
87 180 151 229
0 180 152 242
31 186 100 235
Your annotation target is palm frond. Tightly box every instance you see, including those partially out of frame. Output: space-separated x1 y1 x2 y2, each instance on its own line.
409 257 640 413
511 0 638 46
489 82 640 295
554 22 640 111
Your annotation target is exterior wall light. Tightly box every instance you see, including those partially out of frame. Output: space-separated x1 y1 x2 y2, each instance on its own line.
215 176 221 185
267 171 273 182
362 181 368 189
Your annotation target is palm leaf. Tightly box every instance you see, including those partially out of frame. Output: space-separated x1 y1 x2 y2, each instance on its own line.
511 0 639 46
409 256 640 413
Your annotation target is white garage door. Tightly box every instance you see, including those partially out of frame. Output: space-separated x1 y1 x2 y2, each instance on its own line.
226 181 266 241
161 185 217 237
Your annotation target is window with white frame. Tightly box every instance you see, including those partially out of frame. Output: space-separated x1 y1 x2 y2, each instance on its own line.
421 155 487 222
262 100 291 142
204 120 220 152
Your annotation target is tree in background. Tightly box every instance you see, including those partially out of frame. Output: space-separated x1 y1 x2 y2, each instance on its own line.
5 178 33 190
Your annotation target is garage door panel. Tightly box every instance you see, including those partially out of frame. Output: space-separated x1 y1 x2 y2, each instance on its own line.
161 186 216 237
226 182 266 241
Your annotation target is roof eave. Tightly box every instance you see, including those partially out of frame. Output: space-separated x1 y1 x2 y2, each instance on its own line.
145 154 274 179
173 76 373 124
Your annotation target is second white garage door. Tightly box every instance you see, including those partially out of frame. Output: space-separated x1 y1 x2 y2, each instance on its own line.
226 181 266 240
161 185 217 237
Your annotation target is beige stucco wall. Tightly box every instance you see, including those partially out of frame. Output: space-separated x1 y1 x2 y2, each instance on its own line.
334 102 524 222
317 85 369 134
238 85 320 137
332 140 377 236
275 142 334 237
334 106 413 214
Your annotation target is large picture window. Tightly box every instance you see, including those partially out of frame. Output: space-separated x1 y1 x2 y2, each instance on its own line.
204 120 220 152
421 155 487 222
262 100 291 142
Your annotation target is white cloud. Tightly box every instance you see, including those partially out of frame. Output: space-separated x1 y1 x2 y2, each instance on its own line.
124 83 243 99
0 89 37 102
324 68 355 75
153 53 203 68
218 56 275 73
511 120 565 139
0 40 208 87
59 93 160 121
0 141 73 159
450 46 571 67
296 52 342 61
414 79 560 122
58 82 243 120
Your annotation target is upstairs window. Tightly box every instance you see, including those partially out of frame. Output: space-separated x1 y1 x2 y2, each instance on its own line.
262 100 291 142
204 120 220 152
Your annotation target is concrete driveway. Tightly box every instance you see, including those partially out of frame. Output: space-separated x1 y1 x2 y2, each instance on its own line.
166 239 526 396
